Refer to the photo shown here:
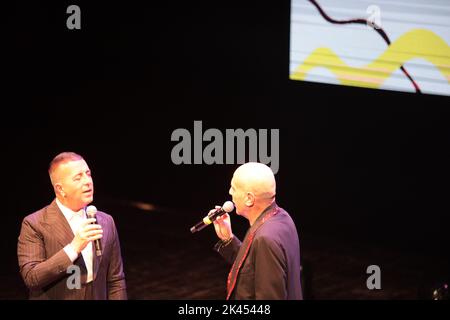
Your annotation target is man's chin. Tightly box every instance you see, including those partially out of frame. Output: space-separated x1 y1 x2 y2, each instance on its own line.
83 196 94 206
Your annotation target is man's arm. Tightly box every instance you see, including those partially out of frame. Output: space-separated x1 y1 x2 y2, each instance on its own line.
253 236 287 299
17 218 73 290
106 217 127 300
214 236 241 265
212 212 241 264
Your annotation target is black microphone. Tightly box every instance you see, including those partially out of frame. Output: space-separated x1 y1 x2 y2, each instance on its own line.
86 205 102 256
190 201 234 233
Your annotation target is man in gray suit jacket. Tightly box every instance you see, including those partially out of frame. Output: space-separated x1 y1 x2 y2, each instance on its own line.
212 162 302 300
17 152 127 299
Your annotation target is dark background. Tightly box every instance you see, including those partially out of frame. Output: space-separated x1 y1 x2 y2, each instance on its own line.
1 0 449 299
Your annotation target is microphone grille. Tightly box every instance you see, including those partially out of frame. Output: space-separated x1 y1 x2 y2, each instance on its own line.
86 205 98 218
222 201 234 213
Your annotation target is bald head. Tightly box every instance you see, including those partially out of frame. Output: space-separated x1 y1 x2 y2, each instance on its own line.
229 162 276 223
233 162 276 199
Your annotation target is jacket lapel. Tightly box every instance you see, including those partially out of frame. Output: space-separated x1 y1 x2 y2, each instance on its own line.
42 200 88 283
43 200 75 248
226 203 279 299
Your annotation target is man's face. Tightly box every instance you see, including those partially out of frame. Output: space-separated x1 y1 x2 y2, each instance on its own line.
229 176 246 217
56 159 94 211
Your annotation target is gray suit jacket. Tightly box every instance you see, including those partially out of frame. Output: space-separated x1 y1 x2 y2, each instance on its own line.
216 203 303 300
17 200 127 300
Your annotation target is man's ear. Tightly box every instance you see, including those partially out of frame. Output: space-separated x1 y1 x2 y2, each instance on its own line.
244 192 255 207
55 183 65 197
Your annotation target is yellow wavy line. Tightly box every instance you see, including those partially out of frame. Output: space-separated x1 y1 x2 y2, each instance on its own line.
290 29 450 88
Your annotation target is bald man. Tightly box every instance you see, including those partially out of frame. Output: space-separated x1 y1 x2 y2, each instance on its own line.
212 162 302 300
17 152 127 299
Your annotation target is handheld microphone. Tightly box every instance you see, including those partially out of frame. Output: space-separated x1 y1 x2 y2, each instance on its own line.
86 205 102 256
190 201 234 233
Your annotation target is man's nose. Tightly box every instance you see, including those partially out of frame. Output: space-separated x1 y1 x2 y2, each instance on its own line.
83 174 93 185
